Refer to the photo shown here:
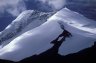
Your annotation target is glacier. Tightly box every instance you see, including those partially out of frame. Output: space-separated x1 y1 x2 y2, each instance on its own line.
0 7 96 62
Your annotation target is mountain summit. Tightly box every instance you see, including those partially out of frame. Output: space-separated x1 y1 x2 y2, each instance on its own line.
0 8 96 62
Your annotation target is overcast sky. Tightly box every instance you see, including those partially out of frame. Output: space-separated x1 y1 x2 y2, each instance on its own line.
0 0 26 16
0 0 96 17
39 0 66 10
0 0 66 16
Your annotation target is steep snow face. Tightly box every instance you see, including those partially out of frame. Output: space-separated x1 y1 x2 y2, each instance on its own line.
0 10 33 44
49 8 96 38
0 8 96 62
0 10 55 45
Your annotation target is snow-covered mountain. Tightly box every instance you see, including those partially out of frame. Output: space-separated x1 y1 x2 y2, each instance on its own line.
0 8 96 62
0 10 55 46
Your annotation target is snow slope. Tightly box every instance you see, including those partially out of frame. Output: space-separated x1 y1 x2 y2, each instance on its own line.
0 20 63 61
0 10 54 46
49 8 96 38
0 8 96 62
49 8 96 55
0 10 33 44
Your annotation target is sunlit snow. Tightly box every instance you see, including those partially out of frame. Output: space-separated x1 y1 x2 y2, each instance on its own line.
0 8 96 62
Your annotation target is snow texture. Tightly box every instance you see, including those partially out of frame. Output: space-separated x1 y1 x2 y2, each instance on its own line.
0 8 96 62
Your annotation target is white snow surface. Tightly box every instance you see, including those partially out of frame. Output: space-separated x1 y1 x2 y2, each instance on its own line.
0 8 96 62
0 10 34 44
0 20 63 62
49 8 96 38
0 10 54 46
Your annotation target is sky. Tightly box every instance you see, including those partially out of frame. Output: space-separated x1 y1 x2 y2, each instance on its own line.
0 0 66 16
0 0 96 17
0 0 26 16
38 0 66 10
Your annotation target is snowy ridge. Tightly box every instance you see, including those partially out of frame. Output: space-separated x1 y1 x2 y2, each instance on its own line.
49 8 96 38
0 10 33 44
0 8 96 62
0 10 55 45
